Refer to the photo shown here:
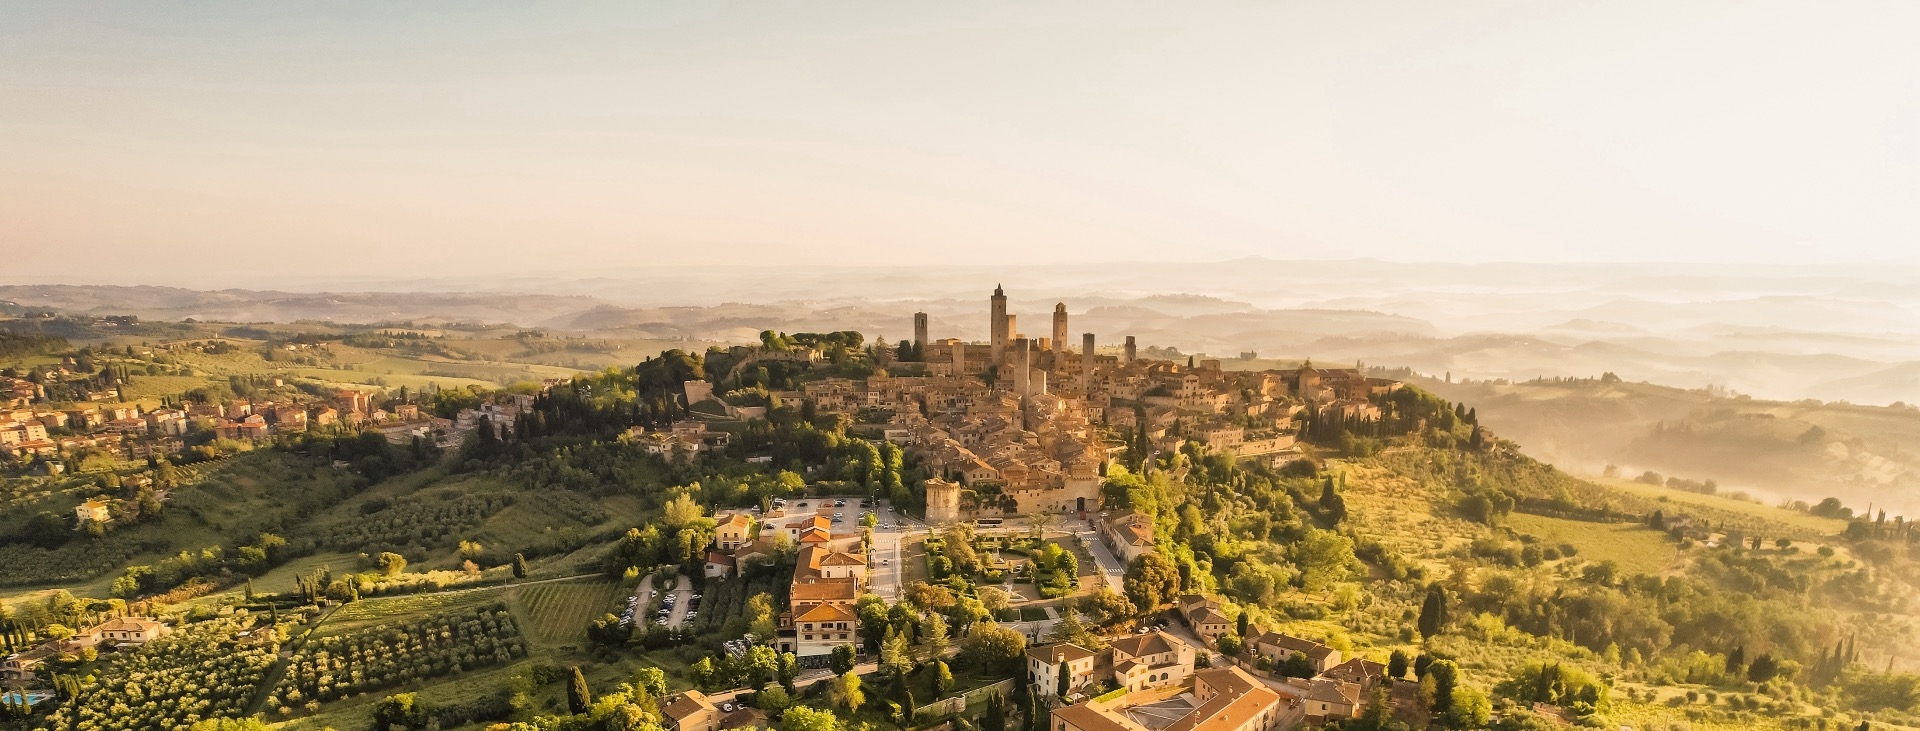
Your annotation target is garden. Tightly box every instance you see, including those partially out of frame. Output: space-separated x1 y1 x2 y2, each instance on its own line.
34 616 279 731
923 525 1081 599
272 603 527 717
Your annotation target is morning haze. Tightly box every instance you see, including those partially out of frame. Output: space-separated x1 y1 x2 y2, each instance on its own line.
2 4 1918 731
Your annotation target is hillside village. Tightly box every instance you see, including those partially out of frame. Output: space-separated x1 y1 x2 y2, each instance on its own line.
0 289 1915 731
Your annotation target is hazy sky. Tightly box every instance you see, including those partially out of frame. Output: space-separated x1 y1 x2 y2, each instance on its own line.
4 2 1917 283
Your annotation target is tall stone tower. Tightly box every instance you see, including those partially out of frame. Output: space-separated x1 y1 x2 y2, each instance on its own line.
989 285 1008 365
1014 337 1032 396
913 312 929 350
1124 336 1137 364
1081 332 1096 391
951 341 966 380
1051 303 1068 354
923 477 961 524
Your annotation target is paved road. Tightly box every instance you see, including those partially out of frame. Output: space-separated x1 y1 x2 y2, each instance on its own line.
1072 518 1127 593
631 574 657 626
665 574 694 629
868 502 908 600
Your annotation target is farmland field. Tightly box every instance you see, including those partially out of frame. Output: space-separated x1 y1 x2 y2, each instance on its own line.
1504 512 1679 576
1599 477 1850 537
510 579 622 646
320 589 505 636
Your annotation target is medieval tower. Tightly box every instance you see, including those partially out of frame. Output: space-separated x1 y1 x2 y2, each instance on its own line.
1051 303 1068 354
990 285 1008 365
923 477 962 524
913 312 929 350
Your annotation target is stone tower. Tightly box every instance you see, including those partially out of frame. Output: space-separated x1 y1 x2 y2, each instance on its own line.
913 312 929 350
1124 336 1137 363
923 477 961 524
990 285 1008 365
1051 303 1068 354
1081 332 1096 391
1014 337 1032 396
951 341 966 380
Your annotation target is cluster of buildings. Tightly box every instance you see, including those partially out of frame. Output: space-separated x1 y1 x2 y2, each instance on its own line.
626 419 735 463
697 501 869 663
0 617 170 686
777 286 1397 524
1173 595 1386 724
0 383 554 465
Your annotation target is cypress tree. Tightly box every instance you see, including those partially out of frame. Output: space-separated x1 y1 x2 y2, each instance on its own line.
567 665 592 714
512 553 529 579
1418 584 1449 638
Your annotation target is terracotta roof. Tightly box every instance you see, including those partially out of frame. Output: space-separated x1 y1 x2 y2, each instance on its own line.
819 551 866 566
719 513 754 530
1299 679 1360 706
89 617 163 633
1109 631 1180 659
1052 703 1134 731
795 603 857 622
788 578 858 601
1189 607 1232 626
1252 633 1336 662
1024 642 1097 664
719 707 767 730
662 690 717 721
1323 658 1386 685
1166 668 1286 731
705 552 736 566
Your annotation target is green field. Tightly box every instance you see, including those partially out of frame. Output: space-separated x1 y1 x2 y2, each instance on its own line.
317 589 503 636
1599 477 1849 537
509 580 621 647
1505 512 1679 576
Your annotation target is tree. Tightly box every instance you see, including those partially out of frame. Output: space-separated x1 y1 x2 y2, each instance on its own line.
376 552 407 577
831 644 858 675
783 705 840 731
1124 553 1181 611
1292 528 1356 591
959 622 1027 674
1217 633 1244 657
663 493 704 529
1418 584 1450 639
1423 660 1458 724
830 671 865 712
1236 609 1250 637
568 665 594 715
1279 651 1315 678
759 684 794 715
881 628 914 677
512 553 529 579
778 652 800 692
372 693 426 731
982 693 1008 731
190 720 273 731
933 660 954 697
1388 649 1411 680
748 593 780 642
633 666 668 698
1748 653 1780 683
923 612 951 661
1057 659 1071 696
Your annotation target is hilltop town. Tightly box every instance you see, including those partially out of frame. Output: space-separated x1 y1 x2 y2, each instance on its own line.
0 287 1914 731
